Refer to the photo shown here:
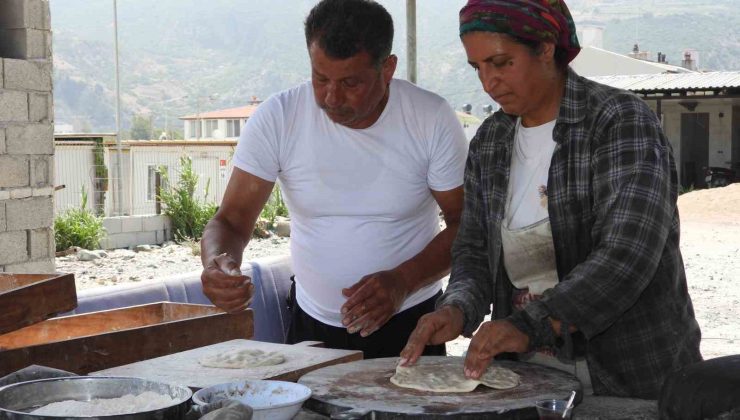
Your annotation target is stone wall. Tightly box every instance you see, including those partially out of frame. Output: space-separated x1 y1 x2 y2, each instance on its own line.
0 0 55 273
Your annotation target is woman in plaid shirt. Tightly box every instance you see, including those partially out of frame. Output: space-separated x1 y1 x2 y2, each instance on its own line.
400 0 702 399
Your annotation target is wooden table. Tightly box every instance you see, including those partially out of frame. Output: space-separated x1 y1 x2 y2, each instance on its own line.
92 339 363 390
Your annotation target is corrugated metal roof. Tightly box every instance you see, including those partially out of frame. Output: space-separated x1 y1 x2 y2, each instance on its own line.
589 72 740 93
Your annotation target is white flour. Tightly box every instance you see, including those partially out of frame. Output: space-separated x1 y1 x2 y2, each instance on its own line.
30 391 178 416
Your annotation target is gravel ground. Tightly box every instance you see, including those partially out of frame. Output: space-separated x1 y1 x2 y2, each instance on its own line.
56 186 740 360
56 237 290 290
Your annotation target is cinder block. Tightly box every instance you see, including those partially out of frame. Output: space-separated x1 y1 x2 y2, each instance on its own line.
0 191 8 201
0 129 5 154
28 92 50 122
136 231 157 246
163 216 173 231
10 188 32 199
5 258 54 274
0 0 47 30
156 228 174 244
0 90 29 122
43 1 51 32
0 155 29 188
3 58 52 92
30 227 51 259
113 232 138 249
121 216 143 233
6 123 53 155
0 230 28 265
0 29 49 60
6 196 52 230
99 237 113 250
3 59 51 91
0 201 6 231
32 186 52 196
102 217 122 234
30 155 50 187
142 214 166 231
0 59 3 88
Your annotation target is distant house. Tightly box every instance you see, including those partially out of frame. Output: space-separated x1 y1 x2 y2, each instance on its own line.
589 72 740 189
179 102 261 140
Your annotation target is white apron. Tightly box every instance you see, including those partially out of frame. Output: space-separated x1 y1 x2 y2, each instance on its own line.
501 124 593 394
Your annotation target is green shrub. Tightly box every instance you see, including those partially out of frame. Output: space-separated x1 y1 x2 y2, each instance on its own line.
259 184 289 226
679 184 695 195
157 156 219 242
54 188 106 251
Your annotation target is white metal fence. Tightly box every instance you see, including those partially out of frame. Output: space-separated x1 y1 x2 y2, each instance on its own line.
54 140 237 217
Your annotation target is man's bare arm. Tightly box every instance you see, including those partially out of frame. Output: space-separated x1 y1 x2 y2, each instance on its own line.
200 168 275 312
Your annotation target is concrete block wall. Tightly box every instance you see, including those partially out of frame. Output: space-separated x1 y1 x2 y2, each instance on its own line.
100 215 174 250
0 0 54 273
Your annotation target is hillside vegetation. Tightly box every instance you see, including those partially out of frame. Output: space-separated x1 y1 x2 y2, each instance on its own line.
49 0 740 132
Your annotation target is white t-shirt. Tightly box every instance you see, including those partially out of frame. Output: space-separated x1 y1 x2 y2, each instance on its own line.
233 79 467 327
505 119 557 229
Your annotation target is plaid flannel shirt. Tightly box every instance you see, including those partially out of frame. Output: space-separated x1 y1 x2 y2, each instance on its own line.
438 68 702 398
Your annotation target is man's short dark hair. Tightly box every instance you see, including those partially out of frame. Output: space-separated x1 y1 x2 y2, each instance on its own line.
305 0 394 67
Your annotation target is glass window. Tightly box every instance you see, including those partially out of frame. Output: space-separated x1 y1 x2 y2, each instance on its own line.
188 120 201 139
227 119 241 137
205 120 218 138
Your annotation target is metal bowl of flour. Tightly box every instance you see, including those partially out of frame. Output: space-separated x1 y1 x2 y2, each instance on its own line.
0 376 191 419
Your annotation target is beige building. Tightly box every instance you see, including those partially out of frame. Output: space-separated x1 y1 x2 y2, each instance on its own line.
180 103 259 140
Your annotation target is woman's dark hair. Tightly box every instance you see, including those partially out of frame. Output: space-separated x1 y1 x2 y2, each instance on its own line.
511 35 570 72
305 0 393 67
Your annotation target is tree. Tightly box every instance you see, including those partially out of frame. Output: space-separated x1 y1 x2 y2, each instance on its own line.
130 114 153 140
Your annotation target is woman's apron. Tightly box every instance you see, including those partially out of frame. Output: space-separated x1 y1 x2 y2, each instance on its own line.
501 148 593 394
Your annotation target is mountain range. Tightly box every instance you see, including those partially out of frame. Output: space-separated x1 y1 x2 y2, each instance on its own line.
49 0 740 132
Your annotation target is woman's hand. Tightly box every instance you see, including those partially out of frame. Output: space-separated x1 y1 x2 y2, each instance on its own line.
399 305 464 366
464 320 529 379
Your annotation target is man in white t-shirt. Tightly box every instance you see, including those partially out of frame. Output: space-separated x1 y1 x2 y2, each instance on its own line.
200 0 467 358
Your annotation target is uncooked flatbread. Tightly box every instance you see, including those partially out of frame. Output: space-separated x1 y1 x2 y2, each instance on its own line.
479 365 520 389
391 364 480 392
390 360 519 392
198 348 285 369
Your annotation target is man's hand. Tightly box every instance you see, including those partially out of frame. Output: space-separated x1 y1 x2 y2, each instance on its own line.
464 320 529 379
340 270 408 337
399 305 464 366
201 253 254 313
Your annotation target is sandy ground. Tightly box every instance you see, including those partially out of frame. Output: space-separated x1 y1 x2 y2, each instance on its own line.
56 185 740 360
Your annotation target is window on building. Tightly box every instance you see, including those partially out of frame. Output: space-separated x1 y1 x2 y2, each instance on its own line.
147 165 168 201
227 119 241 138
188 120 201 139
205 120 219 138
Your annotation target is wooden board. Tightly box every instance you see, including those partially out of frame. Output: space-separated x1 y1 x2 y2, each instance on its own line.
0 273 77 335
299 356 582 419
0 302 252 376
92 339 363 390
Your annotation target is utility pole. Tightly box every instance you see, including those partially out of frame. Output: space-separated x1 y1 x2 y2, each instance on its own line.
113 0 123 215
406 0 417 84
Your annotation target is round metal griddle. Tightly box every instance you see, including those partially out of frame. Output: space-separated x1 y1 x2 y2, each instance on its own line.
299 356 581 419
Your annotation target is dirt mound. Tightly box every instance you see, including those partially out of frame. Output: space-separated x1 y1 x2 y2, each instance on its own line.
678 183 740 224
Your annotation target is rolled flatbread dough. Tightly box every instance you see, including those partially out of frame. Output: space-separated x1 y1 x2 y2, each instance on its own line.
390 364 480 392
479 365 521 389
390 359 519 392
198 348 285 369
